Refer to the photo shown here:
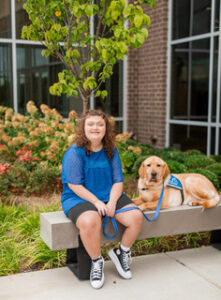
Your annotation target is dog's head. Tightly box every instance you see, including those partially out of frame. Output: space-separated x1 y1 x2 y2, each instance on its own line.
139 156 170 185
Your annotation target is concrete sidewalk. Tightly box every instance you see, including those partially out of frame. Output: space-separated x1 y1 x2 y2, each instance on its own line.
1 245 221 300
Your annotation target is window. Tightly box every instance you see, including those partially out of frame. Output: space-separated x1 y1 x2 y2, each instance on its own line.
0 44 13 107
169 0 221 155
0 1 11 38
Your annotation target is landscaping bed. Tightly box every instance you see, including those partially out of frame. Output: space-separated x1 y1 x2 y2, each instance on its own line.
0 102 219 276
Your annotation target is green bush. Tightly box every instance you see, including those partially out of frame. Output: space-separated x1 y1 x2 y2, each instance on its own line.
159 150 186 163
1 103 221 196
165 160 187 174
184 155 216 169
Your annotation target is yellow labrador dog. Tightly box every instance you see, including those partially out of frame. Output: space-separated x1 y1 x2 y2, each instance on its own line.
133 156 220 211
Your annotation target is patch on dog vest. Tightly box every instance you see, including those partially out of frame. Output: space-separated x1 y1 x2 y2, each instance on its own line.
167 174 184 204
167 174 182 190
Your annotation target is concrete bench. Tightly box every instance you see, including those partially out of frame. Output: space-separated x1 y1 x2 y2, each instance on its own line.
40 202 221 279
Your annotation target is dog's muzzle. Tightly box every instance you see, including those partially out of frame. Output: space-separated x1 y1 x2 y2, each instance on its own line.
151 171 157 180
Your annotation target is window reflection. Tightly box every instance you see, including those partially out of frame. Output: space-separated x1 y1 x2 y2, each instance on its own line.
212 37 219 122
191 39 210 121
171 43 188 120
171 39 210 122
214 0 220 31
211 127 216 154
0 0 11 38
173 0 211 39
170 124 207 153
16 0 31 39
16 45 81 118
95 61 123 117
172 0 190 39
192 0 211 36
0 44 13 107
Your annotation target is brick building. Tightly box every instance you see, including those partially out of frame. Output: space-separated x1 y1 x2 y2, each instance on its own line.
0 1 221 155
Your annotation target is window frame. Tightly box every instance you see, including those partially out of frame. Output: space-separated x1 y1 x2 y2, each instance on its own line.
167 0 221 155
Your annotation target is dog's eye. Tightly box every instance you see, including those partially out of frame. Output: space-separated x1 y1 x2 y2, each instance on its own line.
157 164 161 167
147 164 151 167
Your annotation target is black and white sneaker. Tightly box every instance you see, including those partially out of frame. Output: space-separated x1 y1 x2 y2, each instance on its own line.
108 247 132 279
90 256 104 289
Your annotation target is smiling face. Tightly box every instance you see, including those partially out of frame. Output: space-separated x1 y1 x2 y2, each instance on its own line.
139 156 170 185
84 116 106 144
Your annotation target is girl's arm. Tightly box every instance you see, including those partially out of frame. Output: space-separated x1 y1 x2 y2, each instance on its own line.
106 182 123 217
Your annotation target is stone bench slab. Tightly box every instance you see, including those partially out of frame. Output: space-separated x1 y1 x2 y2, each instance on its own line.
40 202 221 250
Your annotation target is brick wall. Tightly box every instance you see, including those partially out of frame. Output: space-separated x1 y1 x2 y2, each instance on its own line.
127 0 168 148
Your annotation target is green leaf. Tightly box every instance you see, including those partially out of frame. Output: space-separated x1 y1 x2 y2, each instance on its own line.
85 5 93 17
95 90 101 97
140 28 148 38
134 15 143 28
101 90 108 99
111 10 119 21
119 42 127 54
143 15 151 27
102 49 108 62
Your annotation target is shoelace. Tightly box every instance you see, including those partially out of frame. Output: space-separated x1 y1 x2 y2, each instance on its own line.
121 251 132 271
91 259 103 281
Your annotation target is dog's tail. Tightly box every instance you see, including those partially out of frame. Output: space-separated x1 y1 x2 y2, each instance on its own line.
202 195 220 209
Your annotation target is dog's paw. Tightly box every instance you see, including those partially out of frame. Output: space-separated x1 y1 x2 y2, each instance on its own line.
187 201 198 206
132 198 143 205
187 201 193 206
138 203 148 211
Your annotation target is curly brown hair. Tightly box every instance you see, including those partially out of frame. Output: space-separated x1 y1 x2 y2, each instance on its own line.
75 110 115 159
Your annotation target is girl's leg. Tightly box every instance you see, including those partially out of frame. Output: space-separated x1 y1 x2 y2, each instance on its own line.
69 206 104 289
115 204 143 247
76 210 102 259
108 204 143 279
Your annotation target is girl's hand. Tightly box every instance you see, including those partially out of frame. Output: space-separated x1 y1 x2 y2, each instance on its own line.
94 200 107 216
106 201 117 217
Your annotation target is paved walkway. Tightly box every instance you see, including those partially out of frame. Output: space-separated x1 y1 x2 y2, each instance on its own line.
1 245 221 300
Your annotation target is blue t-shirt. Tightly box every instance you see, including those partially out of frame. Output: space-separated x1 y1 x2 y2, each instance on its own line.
61 144 124 215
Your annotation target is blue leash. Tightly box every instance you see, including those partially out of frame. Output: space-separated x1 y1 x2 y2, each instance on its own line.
103 183 165 239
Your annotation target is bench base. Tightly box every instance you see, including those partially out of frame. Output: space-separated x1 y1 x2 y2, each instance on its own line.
211 229 221 251
66 237 91 280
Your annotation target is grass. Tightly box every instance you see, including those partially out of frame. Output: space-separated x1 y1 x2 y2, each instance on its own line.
0 197 66 276
0 195 211 277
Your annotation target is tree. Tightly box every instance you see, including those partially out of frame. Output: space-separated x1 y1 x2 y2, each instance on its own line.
22 0 155 112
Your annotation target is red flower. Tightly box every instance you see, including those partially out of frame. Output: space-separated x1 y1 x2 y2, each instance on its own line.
0 163 11 175
16 149 22 156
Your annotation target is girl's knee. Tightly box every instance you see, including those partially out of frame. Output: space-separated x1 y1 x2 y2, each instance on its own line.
132 210 144 226
77 212 101 231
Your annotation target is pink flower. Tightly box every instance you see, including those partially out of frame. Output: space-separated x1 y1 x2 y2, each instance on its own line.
0 163 11 175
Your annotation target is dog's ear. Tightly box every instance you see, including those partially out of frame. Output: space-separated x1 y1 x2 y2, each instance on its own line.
163 162 170 179
139 162 146 178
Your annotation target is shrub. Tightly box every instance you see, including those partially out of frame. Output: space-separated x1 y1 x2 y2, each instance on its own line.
160 150 186 163
184 155 216 169
1 102 221 196
165 160 187 174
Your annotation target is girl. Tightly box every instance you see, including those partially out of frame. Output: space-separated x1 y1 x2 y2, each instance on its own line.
61 110 143 289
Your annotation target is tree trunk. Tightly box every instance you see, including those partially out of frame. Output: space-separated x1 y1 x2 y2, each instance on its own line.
82 95 90 113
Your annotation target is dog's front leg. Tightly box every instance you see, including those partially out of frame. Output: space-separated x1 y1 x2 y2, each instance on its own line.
139 201 158 211
132 197 144 205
